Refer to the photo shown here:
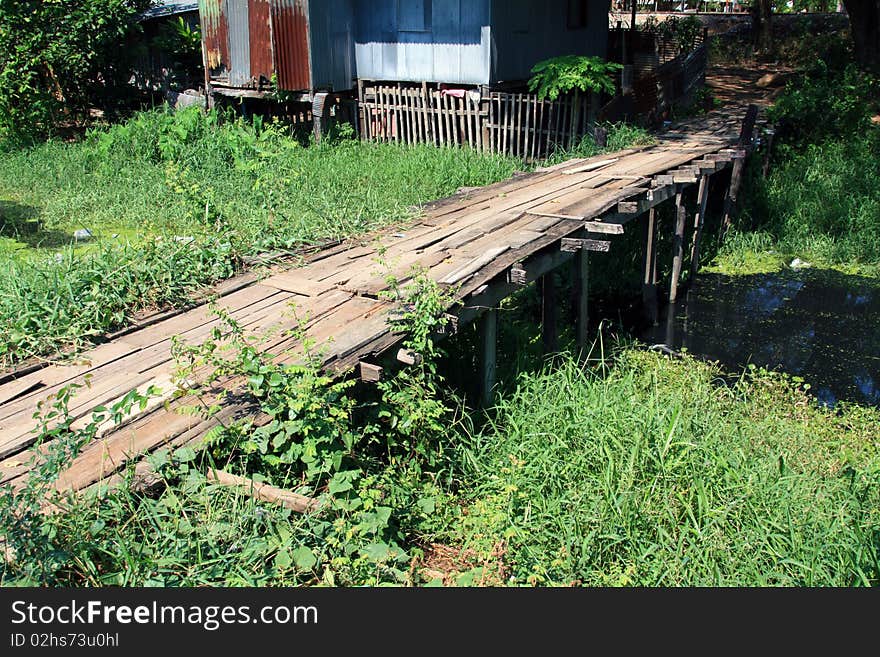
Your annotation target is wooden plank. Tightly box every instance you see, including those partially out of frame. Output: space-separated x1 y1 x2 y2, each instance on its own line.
561 158 620 175
262 270 336 297
456 219 582 299
0 341 136 407
440 246 510 285
359 362 383 383
207 469 321 514
581 221 625 235
560 238 611 253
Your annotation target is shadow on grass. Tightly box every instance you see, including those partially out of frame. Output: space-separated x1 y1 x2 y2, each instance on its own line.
0 200 73 249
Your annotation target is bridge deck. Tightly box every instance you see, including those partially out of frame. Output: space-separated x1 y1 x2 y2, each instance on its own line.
0 108 759 495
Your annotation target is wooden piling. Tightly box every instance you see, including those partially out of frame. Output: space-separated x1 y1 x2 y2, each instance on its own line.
642 208 659 324
670 189 687 303
689 174 711 281
722 104 759 235
479 307 497 408
541 273 558 355
575 248 590 353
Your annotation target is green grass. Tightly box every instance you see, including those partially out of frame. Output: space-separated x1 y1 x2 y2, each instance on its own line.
0 107 520 366
705 61 880 279
5 347 877 587
444 349 880 586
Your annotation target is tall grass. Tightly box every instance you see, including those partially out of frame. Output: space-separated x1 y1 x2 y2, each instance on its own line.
719 63 880 274
0 107 520 365
450 349 880 586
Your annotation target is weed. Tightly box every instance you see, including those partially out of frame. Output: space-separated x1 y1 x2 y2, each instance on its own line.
449 348 880 586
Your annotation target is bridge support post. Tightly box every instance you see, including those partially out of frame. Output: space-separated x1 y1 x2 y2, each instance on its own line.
642 208 659 325
541 273 558 355
722 104 759 236
689 174 711 282
479 307 497 408
670 188 687 303
574 248 590 353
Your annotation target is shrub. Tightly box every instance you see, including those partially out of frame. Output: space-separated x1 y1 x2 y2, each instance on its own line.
528 56 622 101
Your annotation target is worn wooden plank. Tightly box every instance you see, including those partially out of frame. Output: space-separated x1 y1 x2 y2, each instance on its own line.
207 469 321 514
440 246 510 285
262 271 336 297
561 238 611 253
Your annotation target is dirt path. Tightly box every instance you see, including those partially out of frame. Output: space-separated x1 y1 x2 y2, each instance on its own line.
705 61 792 108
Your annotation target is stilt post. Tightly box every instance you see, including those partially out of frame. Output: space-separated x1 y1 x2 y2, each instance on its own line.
479 308 497 408
670 188 687 303
642 208 659 324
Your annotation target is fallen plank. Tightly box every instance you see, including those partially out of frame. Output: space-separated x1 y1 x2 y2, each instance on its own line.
206 469 322 514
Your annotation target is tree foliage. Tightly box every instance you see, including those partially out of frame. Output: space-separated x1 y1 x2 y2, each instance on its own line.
843 0 880 73
528 56 622 101
0 0 152 143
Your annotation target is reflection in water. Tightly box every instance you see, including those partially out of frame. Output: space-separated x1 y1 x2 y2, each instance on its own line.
643 270 880 407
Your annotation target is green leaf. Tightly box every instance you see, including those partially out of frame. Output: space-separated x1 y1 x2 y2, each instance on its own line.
360 542 393 562
292 545 317 570
174 446 197 462
274 549 292 570
416 496 436 515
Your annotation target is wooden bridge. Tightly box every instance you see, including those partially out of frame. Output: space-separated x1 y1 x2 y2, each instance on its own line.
0 105 759 496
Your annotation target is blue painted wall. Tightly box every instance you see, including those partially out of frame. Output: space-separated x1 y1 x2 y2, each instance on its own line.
490 0 610 83
310 0 356 91
354 0 492 84
353 0 610 86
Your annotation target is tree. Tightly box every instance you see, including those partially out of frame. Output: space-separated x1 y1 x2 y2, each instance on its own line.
843 0 880 72
0 0 152 142
750 0 774 55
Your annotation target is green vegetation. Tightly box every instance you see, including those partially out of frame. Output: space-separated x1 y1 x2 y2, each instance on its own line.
0 0 151 144
713 62 880 276
0 107 518 366
4 339 877 586
454 351 879 586
528 56 623 101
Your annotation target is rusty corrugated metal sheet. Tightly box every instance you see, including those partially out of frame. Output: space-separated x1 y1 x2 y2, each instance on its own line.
200 0 229 75
249 0 274 84
270 0 311 92
227 1 252 87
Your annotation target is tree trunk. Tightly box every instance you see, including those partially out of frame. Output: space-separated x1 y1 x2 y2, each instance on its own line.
843 0 880 73
751 0 773 55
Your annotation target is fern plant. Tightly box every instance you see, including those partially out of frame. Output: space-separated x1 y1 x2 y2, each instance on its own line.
528 56 623 101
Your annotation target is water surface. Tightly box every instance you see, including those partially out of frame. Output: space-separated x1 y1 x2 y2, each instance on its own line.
642 269 880 407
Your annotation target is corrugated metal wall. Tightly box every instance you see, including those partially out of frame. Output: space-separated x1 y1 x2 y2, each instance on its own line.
200 0 314 91
354 0 492 86
226 1 252 86
270 0 312 91
200 0 230 73
490 0 610 84
309 0 355 92
249 0 274 82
